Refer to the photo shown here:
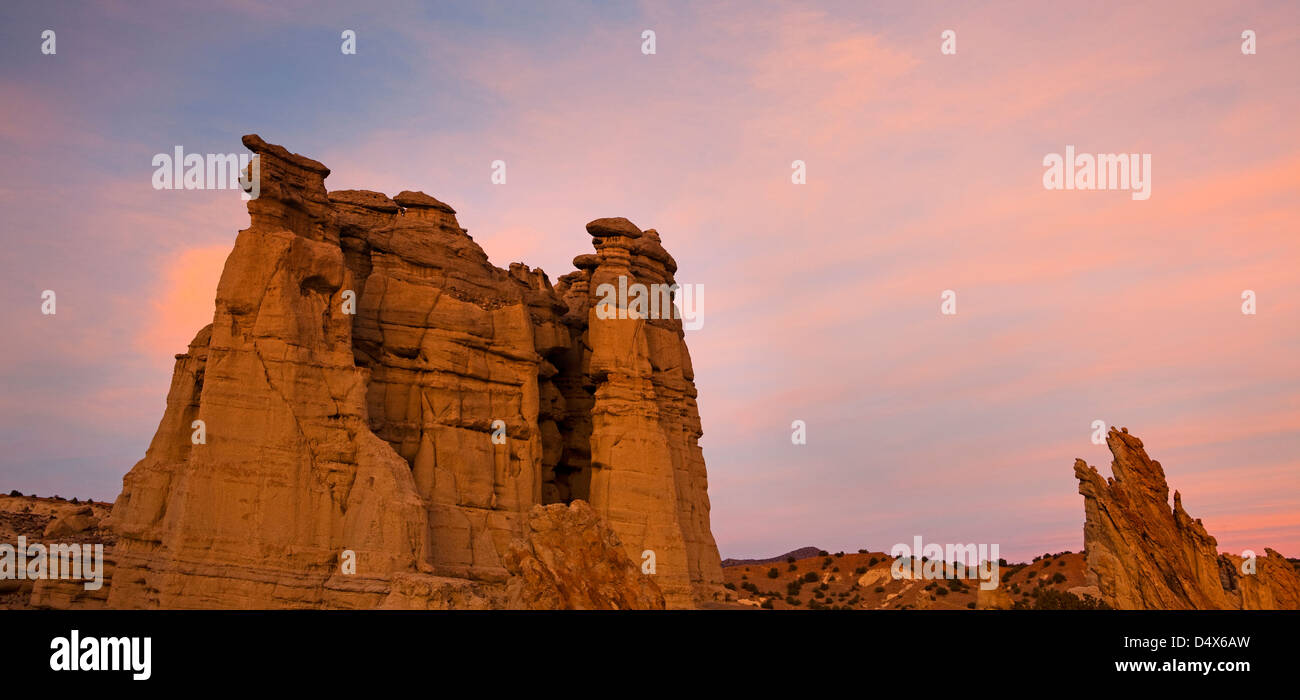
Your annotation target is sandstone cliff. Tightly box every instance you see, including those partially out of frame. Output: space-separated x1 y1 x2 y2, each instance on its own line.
106 135 722 609
1074 427 1300 609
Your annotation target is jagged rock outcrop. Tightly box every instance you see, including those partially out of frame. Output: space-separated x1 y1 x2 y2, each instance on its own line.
502 500 666 609
1074 427 1300 609
106 135 723 609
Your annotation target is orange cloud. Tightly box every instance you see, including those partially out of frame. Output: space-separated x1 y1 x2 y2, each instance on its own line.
138 245 228 364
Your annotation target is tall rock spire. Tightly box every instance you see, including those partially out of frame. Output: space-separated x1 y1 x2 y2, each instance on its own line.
1074 427 1300 609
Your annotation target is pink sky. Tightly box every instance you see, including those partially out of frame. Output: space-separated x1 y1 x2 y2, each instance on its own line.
1 0 1296 561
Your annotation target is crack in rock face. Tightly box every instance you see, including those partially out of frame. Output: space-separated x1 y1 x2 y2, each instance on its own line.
102 135 724 610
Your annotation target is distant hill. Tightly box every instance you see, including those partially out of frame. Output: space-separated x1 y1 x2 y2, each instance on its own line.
722 546 823 567
721 547 1093 610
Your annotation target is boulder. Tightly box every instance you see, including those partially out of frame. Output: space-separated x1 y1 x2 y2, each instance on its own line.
43 506 98 538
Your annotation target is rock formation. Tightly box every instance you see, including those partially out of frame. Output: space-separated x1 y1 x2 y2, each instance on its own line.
1074 427 1300 609
106 135 723 609
502 500 666 609
1 496 116 610
42 505 99 539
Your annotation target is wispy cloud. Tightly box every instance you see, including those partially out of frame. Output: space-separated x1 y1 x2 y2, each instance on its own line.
0 0 1295 560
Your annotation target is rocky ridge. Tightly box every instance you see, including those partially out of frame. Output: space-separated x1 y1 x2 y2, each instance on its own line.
1074 427 1300 609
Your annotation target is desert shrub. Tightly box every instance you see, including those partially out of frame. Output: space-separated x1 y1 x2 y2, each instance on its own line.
835 551 844 558
7 490 20 497
788 564 797 571
785 556 795 564
873 586 885 593
854 566 867 575
767 567 779 579
869 557 879 567
858 549 868 554
723 582 736 590
761 598 774 609
786 596 800 606
819 583 829 591
818 550 829 557
814 589 824 599
822 557 833 568
1051 572 1067 584
1057 559 1066 567
936 587 949 596
966 602 976 609
802 572 818 583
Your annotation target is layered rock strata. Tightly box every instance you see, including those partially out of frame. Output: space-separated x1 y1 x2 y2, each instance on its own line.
107 135 722 609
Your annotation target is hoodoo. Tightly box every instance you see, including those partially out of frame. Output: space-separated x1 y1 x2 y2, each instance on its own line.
103 135 724 609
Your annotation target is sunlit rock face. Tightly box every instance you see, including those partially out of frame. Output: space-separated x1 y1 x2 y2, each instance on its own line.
1074 427 1300 610
107 135 723 610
